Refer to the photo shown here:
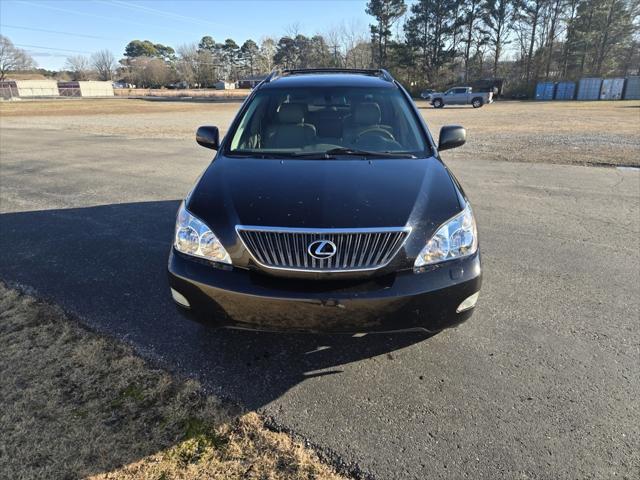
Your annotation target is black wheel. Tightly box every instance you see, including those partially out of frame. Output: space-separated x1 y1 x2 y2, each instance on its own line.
472 97 483 108
433 98 444 108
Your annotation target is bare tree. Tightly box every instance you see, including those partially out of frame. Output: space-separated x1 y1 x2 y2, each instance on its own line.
91 50 116 81
346 41 374 69
65 55 92 80
257 37 277 72
284 22 303 39
176 43 199 86
324 26 344 67
0 35 36 81
143 57 172 86
125 57 172 88
336 19 372 68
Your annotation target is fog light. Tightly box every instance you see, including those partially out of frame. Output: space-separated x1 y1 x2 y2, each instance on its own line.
171 288 190 308
456 292 479 313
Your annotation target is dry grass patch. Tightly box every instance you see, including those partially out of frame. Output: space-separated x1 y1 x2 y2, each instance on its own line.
418 100 640 166
419 99 640 136
0 98 240 117
0 283 346 480
3 98 637 166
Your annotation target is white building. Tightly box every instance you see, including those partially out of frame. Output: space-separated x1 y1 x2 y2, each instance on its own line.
77 81 114 97
15 80 59 97
214 81 236 90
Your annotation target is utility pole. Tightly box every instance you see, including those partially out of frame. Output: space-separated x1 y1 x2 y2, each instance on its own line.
329 44 340 67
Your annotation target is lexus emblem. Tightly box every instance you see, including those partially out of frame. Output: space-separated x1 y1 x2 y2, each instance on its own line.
307 240 337 260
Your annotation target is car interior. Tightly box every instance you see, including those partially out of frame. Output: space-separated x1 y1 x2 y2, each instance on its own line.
228 87 426 155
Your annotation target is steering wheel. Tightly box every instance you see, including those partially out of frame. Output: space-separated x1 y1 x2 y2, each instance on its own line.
355 128 395 144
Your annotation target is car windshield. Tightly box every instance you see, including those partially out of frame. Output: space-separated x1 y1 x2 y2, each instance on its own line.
227 86 429 158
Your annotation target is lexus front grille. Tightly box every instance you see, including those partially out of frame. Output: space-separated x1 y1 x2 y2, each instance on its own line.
236 226 410 272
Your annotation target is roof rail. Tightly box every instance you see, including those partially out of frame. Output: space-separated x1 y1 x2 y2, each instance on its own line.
262 69 283 84
265 68 394 83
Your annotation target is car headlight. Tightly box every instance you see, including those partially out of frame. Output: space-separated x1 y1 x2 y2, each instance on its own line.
414 204 477 269
174 202 231 264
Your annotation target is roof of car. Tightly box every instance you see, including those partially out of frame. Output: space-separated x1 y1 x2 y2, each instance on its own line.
259 69 397 90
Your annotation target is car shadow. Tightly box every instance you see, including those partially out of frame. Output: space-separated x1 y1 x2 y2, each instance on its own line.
0 200 431 413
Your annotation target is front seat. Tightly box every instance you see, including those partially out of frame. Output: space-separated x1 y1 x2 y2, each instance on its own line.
265 103 316 149
343 102 394 145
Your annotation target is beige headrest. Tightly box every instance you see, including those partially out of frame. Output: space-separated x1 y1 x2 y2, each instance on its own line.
278 103 305 123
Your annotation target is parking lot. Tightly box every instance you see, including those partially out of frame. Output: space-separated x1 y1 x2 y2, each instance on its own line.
1 100 639 479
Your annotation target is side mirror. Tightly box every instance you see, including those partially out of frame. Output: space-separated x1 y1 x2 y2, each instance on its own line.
438 125 466 151
196 126 220 150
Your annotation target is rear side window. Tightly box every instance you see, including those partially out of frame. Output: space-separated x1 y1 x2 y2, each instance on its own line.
227 86 428 158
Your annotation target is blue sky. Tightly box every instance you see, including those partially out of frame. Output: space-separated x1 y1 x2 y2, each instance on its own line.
0 0 372 70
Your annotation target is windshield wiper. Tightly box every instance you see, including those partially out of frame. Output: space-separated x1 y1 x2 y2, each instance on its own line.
323 148 417 159
229 149 418 159
228 150 296 159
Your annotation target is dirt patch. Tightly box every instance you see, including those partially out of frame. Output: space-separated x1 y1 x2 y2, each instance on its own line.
1 98 638 166
0 283 346 480
418 100 640 167
419 99 640 136
0 98 241 117
113 88 249 100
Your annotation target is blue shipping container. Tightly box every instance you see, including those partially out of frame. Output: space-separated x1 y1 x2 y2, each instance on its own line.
554 81 576 100
535 82 555 100
600 78 625 100
577 78 602 100
623 76 640 99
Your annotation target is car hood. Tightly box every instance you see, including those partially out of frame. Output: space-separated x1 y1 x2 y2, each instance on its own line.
187 155 462 271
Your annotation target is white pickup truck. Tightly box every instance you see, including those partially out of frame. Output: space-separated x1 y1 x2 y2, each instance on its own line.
430 87 493 108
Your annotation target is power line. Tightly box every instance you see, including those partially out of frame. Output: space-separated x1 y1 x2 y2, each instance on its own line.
0 24 110 40
26 52 70 58
15 0 198 36
104 0 221 29
14 44 93 54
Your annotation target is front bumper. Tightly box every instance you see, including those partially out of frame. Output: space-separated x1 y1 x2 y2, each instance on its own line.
167 250 482 333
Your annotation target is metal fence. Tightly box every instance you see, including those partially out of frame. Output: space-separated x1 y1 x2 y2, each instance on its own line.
1 86 84 100
0 85 19 100
58 87 82 97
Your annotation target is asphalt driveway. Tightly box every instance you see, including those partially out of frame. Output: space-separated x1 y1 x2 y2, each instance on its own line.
1 125 638 479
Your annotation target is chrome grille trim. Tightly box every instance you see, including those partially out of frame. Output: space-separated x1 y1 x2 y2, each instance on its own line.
236 225 411 273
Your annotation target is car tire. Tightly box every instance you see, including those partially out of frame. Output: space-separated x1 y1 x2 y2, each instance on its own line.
472 97 483 108
433 99 444 108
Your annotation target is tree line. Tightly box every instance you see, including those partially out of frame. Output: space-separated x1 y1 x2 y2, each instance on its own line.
368 0 638 92
2 0 638 94
58 21 374 89
105 0 640 93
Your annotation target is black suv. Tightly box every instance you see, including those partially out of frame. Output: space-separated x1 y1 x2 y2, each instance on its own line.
168 68 481 333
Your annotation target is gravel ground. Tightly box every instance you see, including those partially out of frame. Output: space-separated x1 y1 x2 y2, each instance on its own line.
1 99 639 167
420 100 640 167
